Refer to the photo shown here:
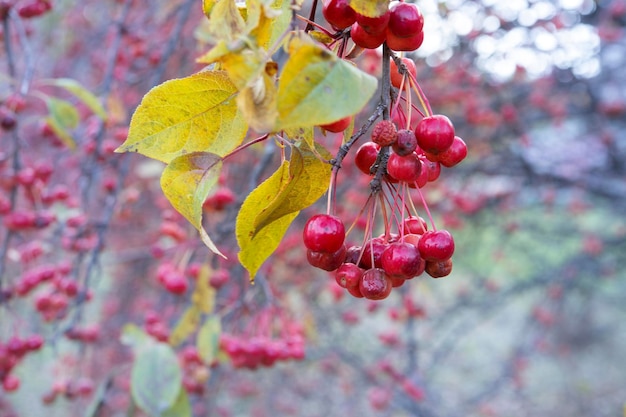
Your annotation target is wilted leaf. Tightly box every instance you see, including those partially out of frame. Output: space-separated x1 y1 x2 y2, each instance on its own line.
43 78 107 119
160 152 225 257
252 0 292 49
275 40 377 130
162 389 192 417
197 315 222 364
116 71 247 164
208 0 246 41
168 306 202 347
220 48 268 90
349 0 389 17
236 162 300 279
131 343 182 417
236 69 278 133
253 141 331 231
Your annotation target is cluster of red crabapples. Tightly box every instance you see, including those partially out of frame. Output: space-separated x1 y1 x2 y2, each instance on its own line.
306 111 467 301
0 334 45 392
323 0 426 52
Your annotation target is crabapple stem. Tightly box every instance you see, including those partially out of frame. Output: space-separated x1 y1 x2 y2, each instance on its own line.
223 133 271 161
415 186 437 231
304 0 319 32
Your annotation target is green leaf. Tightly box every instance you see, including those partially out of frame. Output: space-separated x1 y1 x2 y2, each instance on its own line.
236 161 299 280
192 264 216 314
275 39 378 130
253 141 331 232
43 96 80 149
120 324 154 351
131 343 182 417
116 71 248 164
349 0 389 17
162 389 192 417
168 306 202 347
160 152 225 257
43 78 107 119
197 315 222 365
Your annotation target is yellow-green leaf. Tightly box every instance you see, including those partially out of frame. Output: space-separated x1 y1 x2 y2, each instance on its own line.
275 41 377 130
220 48 268 90
131 343 182 417
203 0 216 17
162 389 192 417
349 0 389 17
160 152 225 257
43 78 107 119
236 162 300 279
253 141 331 232
197 315 221 364
168 306 202 347
192 264 216 314
116 71 247 164
252 0 291 49
284 126 314 150
45 115 76 150
120 324 154 352
45 96 80 128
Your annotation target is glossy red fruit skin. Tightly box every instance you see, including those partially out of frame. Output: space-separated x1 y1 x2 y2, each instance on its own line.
307 245 346 271
346 283 364 298
437 136 468 167
402 216 427 235
351 22 387 49
418 230 455 261
415 115 455 155
335 263 363 288
386 30 424 52
322 0 357 30
425 258 453 278
303 214 345 253
390 57 417 89
421 157 441 182
356 10 390 35
359 268 392 300
388 1 424 38
392 129 417 156
320 116 351 133
381 242 423 278
354 142 379 175
360 237 386 269
387 152 422 183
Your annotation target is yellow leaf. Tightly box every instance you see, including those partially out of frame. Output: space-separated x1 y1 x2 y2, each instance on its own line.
236 162 299 280
192 264 216 314
42 78 107 120
116 71 247 164
253 141 331 232
275 40 377 130
168 306 202 347
197 315 221 364
45 116 76 150
252 0 292 49
220 48 268 90
203 0 216 17
236 69 278 133
349 0 389 17
284 125 314 150
160 152 225 257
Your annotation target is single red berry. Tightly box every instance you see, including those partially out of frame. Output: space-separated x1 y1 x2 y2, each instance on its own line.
0 108 17 131
356 10 390 35
2 374 20 392
360 237 387 269
335 263 363 288
351 22 387 49
388 1 424 38
386 30 424 52
209 269 230 289
307 245 347 271
359 268 392 300
418 230 455 261
386 152 422 183
303 214 345 253
437 136 468 167
354 142 379 175
322 0 357 30
425 258 453 278
415 115 455 155
320 116 351 133
346 284 364 298
390 57 417 89
162 271 188 295
371 120 398 147
392 129 418 156
421 157 441 182
381 242 423 278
